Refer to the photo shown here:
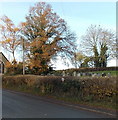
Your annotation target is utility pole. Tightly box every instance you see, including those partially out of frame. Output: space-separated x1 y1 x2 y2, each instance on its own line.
74 53 77 69
22 38 25 75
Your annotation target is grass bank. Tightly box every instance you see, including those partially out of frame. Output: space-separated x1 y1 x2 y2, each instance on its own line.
89 70 118 76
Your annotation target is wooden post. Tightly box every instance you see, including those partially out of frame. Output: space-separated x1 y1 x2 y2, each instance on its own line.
22 38 25 75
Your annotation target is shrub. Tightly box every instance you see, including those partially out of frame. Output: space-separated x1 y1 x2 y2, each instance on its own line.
79 76 117 102
5 62 23 75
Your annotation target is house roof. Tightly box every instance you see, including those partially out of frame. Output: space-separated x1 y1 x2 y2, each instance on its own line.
0 52 9 64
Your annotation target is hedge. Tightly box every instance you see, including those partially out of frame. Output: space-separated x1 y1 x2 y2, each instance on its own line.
55 67 118 74
2 75 117 104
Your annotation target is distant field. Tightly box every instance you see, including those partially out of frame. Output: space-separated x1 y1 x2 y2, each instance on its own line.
89 70 118 76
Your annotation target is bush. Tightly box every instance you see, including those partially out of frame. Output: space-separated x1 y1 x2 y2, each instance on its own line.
79 76 117 102
5 62 23 75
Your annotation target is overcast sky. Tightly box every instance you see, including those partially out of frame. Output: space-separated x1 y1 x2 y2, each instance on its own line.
0 1 116 69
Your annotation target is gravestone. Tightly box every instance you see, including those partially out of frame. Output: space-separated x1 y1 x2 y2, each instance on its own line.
67 72 69 76
107 72 111 77
82 73 85 76
80 72 83 76
97 73 101 77
73 71 76 76
102 73 106 77
77 73 81 77
61 77 65 82
92 73 95 77
62 71 65 76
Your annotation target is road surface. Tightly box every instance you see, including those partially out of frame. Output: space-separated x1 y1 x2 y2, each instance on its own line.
0 89 2 119
2 89 116 118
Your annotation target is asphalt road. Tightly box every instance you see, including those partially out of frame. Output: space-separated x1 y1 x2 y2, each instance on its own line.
2 89 116 118
0 89 2 119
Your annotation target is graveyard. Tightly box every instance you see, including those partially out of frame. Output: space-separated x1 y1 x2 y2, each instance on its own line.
50 67 118 77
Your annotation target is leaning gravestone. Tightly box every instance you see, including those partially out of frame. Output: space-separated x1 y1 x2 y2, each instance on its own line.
94 73 97 77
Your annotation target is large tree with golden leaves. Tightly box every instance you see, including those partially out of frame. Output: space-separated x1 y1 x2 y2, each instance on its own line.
21 2 76 74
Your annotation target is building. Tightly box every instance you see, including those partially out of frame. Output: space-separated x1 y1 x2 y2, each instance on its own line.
0 52 9 74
